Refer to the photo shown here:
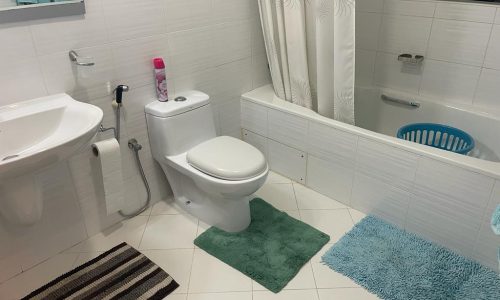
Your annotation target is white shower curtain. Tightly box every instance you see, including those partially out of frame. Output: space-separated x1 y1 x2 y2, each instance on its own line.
258 0 355 124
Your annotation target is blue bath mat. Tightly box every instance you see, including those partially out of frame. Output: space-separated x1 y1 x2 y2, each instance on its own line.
322 216 500 300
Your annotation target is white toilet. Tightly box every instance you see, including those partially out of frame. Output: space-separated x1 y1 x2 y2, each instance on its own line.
145 91 268 232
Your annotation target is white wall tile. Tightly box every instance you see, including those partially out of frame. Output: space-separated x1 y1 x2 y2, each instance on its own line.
241 100 268 136
378 15 432 54
383 0 436 18
357 0 384 13
355 49 376 87
102 0 168 43
268 140 306 184
0 24 36 63
356 137 418 191
427 19 491 66
351 173 410 227
217 100 242 138
356 13 382 50
30 0 108 54
474 68 500 109
0 57 47 105
484 25 500 70
111 34 171 89
268 108 308 151
420 60 481 104
165 0 213 33
495 8 500 24
213 0 259 23
306 155 354 205
435 2 496 23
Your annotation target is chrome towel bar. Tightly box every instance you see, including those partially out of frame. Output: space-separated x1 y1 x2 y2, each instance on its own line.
381 94 421 108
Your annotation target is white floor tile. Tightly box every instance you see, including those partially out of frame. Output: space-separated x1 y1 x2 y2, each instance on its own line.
0 172 387 300
311 243 334 263
252 262 316 291
167 294 188 300
255 183 298 211
299 209 355 244
66 216 149 252
266 171 292 184
140 214 198 250
312 263 359 289
196 220 211 237
142 249 194 294
317 288 381 300
349 208 367 224
72 252 104 268
0 254 78 300
188 249 252 293
253 289 319 300
294 183 346 210
187 291 252 300
139 205 153 216
151 198 183 215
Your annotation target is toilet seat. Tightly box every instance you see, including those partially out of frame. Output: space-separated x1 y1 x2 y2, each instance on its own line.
187 136 267 181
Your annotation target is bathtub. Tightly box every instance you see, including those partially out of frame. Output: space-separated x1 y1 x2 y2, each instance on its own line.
241 85 500 271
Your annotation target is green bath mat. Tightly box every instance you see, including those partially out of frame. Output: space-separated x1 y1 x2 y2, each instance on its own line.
194 198 330 293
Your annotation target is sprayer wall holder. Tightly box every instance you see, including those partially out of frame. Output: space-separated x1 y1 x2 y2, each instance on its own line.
398 54 424 65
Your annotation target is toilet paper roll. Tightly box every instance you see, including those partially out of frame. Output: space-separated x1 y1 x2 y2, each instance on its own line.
92 139 124 215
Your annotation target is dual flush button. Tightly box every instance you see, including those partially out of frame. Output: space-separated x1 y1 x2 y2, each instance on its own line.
174 96 187 102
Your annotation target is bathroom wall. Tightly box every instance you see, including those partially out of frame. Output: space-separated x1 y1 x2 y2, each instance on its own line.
0 0 270 283
356 0 500 110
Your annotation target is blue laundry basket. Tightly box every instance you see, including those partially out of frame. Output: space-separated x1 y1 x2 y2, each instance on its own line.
397 123 475 155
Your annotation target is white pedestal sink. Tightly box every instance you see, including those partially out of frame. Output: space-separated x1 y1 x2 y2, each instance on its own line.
0 94 103 225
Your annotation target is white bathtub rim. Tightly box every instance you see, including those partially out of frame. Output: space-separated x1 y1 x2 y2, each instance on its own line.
377 87 500 123
242 85 500 180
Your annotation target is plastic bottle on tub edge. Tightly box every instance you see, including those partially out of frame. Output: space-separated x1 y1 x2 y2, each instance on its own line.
153 57 168 102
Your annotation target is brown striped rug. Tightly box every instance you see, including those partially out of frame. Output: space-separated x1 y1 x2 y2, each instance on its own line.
22 243 179 300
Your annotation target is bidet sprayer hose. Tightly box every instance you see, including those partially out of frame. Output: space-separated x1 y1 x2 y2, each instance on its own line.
119 139 151 218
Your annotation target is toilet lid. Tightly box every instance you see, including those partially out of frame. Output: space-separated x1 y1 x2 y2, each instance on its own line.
187 136 267 181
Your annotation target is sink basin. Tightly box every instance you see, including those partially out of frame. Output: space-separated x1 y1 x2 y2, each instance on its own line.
0 94 103 225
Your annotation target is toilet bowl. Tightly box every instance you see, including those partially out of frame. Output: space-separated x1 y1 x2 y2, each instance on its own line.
145 91 268 232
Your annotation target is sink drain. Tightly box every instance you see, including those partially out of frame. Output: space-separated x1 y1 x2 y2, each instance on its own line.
2 155 19 161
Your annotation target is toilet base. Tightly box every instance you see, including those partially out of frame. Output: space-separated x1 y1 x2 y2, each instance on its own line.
178 195 251 233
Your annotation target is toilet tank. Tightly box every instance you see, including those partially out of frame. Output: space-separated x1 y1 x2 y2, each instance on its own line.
145 91 217 158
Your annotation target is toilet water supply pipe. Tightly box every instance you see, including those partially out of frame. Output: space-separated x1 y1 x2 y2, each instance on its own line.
101 85 151 218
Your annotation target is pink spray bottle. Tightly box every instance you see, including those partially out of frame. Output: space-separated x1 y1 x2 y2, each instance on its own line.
153 57 168 102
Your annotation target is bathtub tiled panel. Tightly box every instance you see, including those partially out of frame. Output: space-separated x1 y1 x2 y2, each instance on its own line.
268 139 307 184
407 157 494 255
268 109 309 151
357 1 500 110
241 100 268 136
308 121 358 167
356 137 418 191
473 180 500 270
351 173 410 227
0 0 267 282
306 155 355 205
243 129 269 159
241 95 500 270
